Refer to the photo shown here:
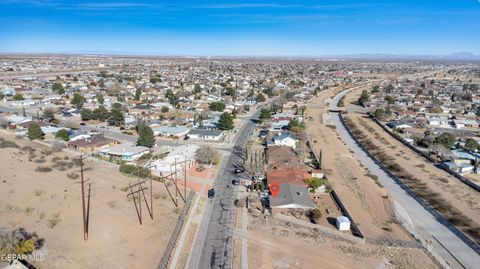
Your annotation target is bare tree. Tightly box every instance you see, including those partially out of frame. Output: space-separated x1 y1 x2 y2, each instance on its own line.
195 146 220 165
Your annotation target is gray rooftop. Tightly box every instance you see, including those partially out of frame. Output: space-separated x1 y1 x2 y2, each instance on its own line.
270 183 315 209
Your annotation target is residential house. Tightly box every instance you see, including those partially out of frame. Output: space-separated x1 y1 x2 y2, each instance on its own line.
269 183 315 210
68 135 118 152
153 125 190 138
187 129 223 141
267 132 298 149
99 142 150 162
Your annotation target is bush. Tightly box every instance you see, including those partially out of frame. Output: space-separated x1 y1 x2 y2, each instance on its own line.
35 166 52 173
47 213 61 229
308 208 322 221
0 140 19 148
119 164 150 178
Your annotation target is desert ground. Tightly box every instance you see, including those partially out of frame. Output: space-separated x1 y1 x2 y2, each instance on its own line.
247 211 438 269
0 132 181 269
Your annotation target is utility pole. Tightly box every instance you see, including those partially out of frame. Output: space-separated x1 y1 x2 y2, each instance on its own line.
127 180 149 224
77 155 89 241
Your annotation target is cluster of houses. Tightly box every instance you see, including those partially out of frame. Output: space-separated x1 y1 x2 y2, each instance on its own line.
369 77 480 179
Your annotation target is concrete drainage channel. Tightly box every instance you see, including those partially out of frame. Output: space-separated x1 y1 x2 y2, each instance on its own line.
335 111 479 269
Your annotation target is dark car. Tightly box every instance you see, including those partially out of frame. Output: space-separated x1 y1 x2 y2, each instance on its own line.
208 188 215 199
80 122 86 126
232 179 240 185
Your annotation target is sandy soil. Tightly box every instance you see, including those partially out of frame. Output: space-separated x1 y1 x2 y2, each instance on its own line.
346 113 480 225
247 212 438 269
305 88 412 243
0 134 180 269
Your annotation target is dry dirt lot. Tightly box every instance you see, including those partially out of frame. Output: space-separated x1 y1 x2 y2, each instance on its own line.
305 88 412 243
247 212 438 269
0 134 180 269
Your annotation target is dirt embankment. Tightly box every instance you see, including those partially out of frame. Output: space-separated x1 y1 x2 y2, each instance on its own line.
344 114 480 243
0 135 180 269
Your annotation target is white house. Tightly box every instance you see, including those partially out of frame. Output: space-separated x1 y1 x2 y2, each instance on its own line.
99 143 150 162
268 132 298 149
336 216 351 231
153 126 190 138
187 129 223 141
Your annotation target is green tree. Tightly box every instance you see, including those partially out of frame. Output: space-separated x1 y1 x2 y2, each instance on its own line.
13 93 24 100
108 106 124 126
92 105 109 121
134 88 142 101
372 85 380 93
112 102 122 110
194 84 202 93
287 118 304 131
385 95 395 104
373 108 385 119
358 90 370 107
55 129 69 141
96 93 104 104
259 109 271 120
52 82 64 94
304 177 324 193
384 84 394 93
71 93 86 109
434 132 456 149
161 106 169 113
81 108 93 121
27 123 44 140
465 138 479 152
218 112 234 130
43 108 55 122
136 120 155 148
256 93 266 102
209 101 226 112
165 89 176 105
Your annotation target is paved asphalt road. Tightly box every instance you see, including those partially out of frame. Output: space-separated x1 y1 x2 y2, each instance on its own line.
331 88 480 269
188 110 260 269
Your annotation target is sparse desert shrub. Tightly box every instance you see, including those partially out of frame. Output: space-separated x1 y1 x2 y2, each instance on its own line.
108 201 117 209
0 140 19 148
307 208 322 222
34 190 43 196
35 166 52 173
47 213 61 228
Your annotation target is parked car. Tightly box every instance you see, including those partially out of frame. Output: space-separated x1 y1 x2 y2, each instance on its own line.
208 188 215 199
234 168 243 174
232 178 240 185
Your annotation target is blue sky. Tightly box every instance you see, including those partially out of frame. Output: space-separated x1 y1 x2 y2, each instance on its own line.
0 0 479 56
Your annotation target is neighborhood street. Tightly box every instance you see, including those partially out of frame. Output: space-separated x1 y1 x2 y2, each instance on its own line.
188 109 260 269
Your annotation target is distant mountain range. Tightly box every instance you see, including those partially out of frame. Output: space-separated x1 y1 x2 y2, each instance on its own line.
316 52 480 61
0 52 479 61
